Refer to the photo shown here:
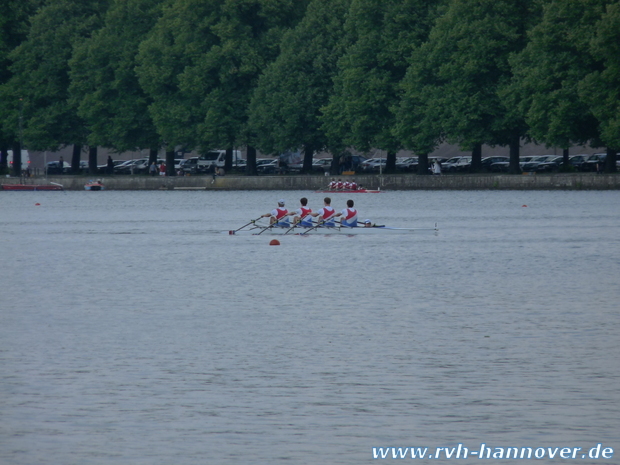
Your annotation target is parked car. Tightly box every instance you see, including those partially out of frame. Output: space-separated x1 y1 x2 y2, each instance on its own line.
256 159 280 174
178 158 198 174
114 158 147 174
568 154 590 171
312 158 333 173
536 156 563 172
521 155 559 172
490 156 538 173
97 159 125 173
45 161 71 174
396 157 418 172
442 156 471 173
358 158 386 173
583 153 607 172
480 156 508 172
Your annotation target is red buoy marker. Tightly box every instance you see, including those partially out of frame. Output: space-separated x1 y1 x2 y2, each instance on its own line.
269 239 280 246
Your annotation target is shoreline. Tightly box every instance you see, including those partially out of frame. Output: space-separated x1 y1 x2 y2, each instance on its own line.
2 173 619 191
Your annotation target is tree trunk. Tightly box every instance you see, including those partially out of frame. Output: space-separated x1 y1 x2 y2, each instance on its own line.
1 146 9 170
11 142 22 177
302 145 314 173
385 150 396 173
246 146 257 176
562 148 569 168
166 149 175 176
149 148 158 165
89 146 98 174
417 153 429 175
470 143 482 172
605 147 617 173
508 135 521 174
71 144 82 174
224 148 233 172
330 154 341 176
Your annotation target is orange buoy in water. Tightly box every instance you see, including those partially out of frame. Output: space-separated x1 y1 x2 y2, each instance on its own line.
35 203 41 206
269 239 280 246
522 205 528 207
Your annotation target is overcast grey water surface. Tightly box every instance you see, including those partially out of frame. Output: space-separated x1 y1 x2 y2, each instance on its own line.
1 189 619 464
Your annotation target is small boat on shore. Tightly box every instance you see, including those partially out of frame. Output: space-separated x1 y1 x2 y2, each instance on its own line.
84 180 104 191
1 183 63 191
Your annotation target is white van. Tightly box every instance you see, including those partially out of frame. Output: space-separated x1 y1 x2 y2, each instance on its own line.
197 150 242 172
7 150 31 172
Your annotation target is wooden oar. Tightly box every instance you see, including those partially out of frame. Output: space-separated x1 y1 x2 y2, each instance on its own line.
283 213 313 235
254 216 292 235
298 215 339 235
229 216 263 235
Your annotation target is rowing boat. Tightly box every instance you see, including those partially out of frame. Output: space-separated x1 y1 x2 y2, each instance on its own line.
228 222 438 235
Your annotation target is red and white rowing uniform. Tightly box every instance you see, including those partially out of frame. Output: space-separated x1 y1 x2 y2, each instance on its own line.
343 181 351 190
336 180 343 190
271 207 289 226
317 206 336 227
329 180 337 189
295 206 313 227
340 207 358 227
350 181 357 190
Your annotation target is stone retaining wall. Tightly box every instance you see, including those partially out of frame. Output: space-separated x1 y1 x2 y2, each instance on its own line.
3 173 619 190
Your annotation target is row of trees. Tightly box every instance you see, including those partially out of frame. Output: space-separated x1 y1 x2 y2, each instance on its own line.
1 0 618 176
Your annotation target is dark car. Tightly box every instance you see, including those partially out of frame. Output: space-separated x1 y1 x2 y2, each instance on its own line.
256 159 279 174
396 157 419 172
480 156 508 172
180 157 199 174
536 156 563 172
312 158 333 173
45 161 70 174
568 154 590 171
583 153 607 172
521 155 558 172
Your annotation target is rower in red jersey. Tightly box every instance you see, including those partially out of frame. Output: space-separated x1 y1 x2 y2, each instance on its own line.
261 199 289 226
311 197 336 227
288 197 313 227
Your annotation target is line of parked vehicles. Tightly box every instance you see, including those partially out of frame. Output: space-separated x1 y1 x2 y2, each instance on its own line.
42 151 616 175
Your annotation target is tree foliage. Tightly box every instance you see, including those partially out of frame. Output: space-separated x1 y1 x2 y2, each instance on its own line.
1 0 619 174
69 0 164 153
248 0 351 170
5 0 108 151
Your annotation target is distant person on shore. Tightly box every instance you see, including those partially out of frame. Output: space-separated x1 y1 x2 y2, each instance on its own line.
58 156 64 174
149 162 157 176
432 159 442 175
107 156 114 175
159 162 166 176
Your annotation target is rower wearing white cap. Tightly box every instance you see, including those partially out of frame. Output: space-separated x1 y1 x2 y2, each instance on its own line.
261 199 289 226
363 219 373 227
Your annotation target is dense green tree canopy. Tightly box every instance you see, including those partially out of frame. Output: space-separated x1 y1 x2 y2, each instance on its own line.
508 0 605 151
69 0 164 152
5 0 108 151
248 0 351 168
2 0 619 174
399 0 535 173
322 0 440 172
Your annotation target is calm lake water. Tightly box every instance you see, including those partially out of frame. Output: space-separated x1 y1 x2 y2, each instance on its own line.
1 189 619 464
